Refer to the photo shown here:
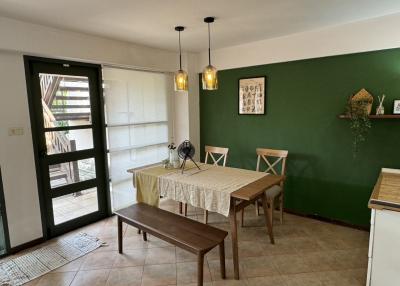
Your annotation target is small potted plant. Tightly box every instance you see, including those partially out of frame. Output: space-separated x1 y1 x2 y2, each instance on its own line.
345 90 372 157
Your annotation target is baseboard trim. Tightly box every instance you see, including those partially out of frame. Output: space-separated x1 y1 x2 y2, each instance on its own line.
284 208 370 231
9 237 45 254
5 210 368 255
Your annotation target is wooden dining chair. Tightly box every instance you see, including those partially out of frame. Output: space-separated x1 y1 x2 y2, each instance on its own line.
205 145 229 167
181 145 229 222
241 148 288 228
203 145 229 223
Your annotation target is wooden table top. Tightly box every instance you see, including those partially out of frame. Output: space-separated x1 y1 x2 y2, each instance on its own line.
127 163 163 174
231 175 285 201
369 168 400 212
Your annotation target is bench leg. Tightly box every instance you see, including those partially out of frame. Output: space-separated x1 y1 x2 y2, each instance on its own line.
179 202 183 214
137 229 141 234
219 241 226 279
142 231 147 241
197 254 204 286
118 216 123 254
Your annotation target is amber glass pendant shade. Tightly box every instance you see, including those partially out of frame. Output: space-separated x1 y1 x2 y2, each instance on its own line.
202 17 218 90
202 64 218 90
174 69 188 91
174 26 188 92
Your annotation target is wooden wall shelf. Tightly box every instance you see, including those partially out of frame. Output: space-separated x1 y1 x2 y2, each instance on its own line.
338 114 400 119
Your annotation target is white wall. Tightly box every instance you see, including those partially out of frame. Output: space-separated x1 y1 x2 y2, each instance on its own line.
0 16 199 248
172 53 200 160
0 16 179 72
187 54 200 161
173 91 189 146
199 12 400 71
0 52 43 247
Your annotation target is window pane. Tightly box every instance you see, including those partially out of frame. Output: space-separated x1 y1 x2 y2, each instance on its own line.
108 145 168 210
45 128 94 155
109 145 168 183
40 74 91 128
49 158 96 189
103 67 172 211
108 123 168 152
52 188 98 225
109 180 134 215
103 69 169 125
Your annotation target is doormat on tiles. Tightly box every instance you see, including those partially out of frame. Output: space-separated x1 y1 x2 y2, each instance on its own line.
0 233 103 286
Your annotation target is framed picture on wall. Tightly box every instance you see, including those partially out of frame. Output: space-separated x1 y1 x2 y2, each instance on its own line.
393 100 400 114
238 76 266 115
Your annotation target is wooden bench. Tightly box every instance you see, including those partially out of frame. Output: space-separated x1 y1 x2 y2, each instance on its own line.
114 203 228 286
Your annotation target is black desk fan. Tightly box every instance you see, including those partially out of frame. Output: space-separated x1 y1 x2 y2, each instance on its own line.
178 140 201 173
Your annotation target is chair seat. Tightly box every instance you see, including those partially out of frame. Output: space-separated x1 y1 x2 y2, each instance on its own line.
265 185 282 199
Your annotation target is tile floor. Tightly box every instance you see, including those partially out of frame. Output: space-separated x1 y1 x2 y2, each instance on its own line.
20 199 369 286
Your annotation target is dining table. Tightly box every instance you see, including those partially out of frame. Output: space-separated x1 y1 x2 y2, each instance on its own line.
127 162 285 280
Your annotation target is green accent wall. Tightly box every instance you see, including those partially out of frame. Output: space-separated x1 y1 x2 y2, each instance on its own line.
199 48 400 227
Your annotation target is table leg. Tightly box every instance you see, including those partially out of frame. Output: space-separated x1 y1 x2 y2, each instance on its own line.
255 201 260 216
204 210 208 224
261 193 275 244
219 240 226 279
179 202 183 214
229 198 239 280
197 253 204 286
117 216 123 254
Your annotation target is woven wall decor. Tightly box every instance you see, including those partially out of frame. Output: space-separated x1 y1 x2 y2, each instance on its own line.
350 88 373 115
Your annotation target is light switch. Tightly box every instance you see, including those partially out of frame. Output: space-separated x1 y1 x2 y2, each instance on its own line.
8 127 24 136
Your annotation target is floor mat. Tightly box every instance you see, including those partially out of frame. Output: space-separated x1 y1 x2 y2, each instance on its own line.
0 233 103 286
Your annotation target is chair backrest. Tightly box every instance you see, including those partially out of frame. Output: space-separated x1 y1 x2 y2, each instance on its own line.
205 145 229 167
256 148 288 176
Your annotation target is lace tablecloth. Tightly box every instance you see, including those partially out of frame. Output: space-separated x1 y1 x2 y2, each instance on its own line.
134 163 266 217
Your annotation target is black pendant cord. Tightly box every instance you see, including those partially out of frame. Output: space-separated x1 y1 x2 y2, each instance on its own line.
208 23 211 66
179 31 182 70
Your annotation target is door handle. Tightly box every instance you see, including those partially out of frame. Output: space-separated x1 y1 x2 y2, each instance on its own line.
39 149 47 158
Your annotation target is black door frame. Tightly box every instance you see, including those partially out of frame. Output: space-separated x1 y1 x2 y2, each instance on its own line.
24 56 111 239
0 167 11 257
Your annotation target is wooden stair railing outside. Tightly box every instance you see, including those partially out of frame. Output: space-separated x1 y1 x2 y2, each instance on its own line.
40 75 89 188
42 99 71 153
42 99 79 186
40 75 62 106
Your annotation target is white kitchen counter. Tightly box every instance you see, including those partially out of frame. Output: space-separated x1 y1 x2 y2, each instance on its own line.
367 168 400 286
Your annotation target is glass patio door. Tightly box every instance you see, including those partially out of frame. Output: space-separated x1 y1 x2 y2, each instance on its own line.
25 57 109 238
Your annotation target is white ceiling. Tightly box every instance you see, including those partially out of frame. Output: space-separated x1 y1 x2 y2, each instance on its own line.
1 0 400 52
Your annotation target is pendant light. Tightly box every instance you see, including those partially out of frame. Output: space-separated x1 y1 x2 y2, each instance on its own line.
202 17 218 90
174 26 188 91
